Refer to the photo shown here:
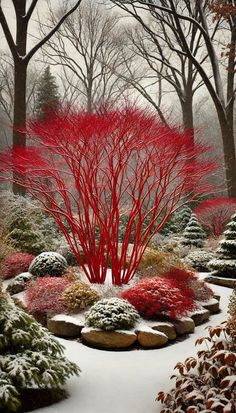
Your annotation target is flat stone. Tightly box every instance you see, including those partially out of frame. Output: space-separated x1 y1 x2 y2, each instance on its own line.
201 298 220 314
173 317 195 335
81 327 137 348
144 320 176 340
213 294 221 302
189 309 210 326
47 315 83 337
136 326 168 348
205 276 236 289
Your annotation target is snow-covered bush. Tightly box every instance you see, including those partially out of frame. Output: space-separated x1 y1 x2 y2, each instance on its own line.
181 213 206 248
174 205 192 232
25 277 72 316
184 249 215 271
29 252 68 277
157 323 236 412
121 276 196 320
228 288 236 317
0 290 80 412
1 252 35 280
161 267 214 303
6 272 33 295
61 281 100 311
209 212 236 278
85 297 140 331
137 248 189 278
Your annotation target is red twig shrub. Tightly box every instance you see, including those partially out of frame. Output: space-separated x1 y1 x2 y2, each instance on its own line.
194 197 236 236
25 277 72 315
121 276 196 319
0 108 217 285
157 323 236 412
1 252 35 280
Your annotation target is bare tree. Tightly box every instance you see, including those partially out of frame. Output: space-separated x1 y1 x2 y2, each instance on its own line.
40 0 130 112
0 0 83 194
111 0 236 197
0 53 40 122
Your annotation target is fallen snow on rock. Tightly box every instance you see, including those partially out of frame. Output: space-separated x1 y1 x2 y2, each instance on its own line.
33 283 231 413
51 314 85 326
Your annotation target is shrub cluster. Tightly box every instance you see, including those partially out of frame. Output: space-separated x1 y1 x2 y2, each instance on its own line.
185 249 215 271
137 248 189 278
161 268 214 303
29 252 68 277
25 277 71 316
121 275 196 320
85 297 140 331
61 281 100 311
1 252 35 280
157 323 236 412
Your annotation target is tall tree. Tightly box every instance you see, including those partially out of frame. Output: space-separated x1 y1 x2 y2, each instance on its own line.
111 0 236 197
35 65 60 119
40 0 129 112
0 0 83 195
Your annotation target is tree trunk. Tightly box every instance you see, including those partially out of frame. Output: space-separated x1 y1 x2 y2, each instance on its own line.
180 94 195 147
12 60 27 196
218 113 236 198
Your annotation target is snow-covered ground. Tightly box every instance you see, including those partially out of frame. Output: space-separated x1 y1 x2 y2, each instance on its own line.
34 282 232 413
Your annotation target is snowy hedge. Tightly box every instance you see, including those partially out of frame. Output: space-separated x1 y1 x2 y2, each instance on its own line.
85 298 140 331
29 252 68 277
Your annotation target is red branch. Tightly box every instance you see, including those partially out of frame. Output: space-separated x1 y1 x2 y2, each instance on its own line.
0 108 217 284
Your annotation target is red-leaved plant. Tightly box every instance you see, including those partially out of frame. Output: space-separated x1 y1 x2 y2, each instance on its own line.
0 108 217 285
194 198 236 236
1 252 35 279
25 277 72 316
157 322 236 413
161 268 214 303
121 276 197 320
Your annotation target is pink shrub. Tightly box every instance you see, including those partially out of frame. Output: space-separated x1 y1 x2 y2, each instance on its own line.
194 197 236 236
25 277 72 315
1 252 35 279
121 277 197 320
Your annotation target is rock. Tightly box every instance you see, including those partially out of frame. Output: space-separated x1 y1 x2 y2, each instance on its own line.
47 314 84 337
136 325 168 348
205 276 236 289
144 320 176 340
173 317 195 335
189 309 210 326
6 272 33 295
213 294 221 302
201 298 220 314
81 327 137 348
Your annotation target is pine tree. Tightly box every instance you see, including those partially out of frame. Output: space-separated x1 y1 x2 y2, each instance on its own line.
209 212 236 278
174 205 192 233
0 284 80 412
7 204 47 255
35 66 60 120
181 213 206 248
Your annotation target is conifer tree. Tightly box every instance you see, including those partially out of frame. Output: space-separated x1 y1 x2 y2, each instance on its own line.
0 284 80 412
36 66 60 120
174 205 192 233
181 213 206 248
209 212 236 278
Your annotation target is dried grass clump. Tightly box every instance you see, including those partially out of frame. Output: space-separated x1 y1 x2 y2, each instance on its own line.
137 248 190 278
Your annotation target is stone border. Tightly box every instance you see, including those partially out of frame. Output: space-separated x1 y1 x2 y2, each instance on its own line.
205 276 236 289
46 297 220 350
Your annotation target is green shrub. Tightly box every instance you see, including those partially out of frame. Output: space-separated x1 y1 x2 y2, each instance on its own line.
29 252 68 277
85 297 140 331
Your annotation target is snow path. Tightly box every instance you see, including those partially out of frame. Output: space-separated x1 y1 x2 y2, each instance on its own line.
34 283 231 413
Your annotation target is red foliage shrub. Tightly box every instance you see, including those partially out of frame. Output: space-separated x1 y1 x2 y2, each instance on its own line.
25 277 72 315
0 108 217 285
194 197 236 236
1 252 35 279
121 277 197 320
161 267 214 303
157 323 236 412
